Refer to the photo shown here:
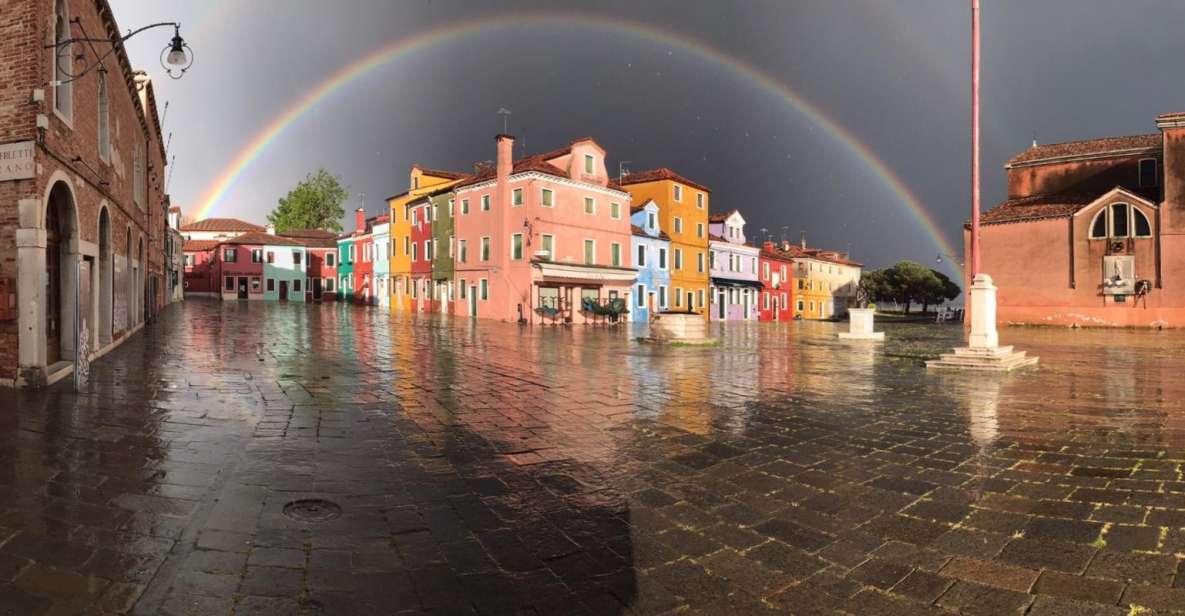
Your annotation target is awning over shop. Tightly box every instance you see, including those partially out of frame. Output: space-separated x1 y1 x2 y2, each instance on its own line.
532 260 638 285
711 277 764 289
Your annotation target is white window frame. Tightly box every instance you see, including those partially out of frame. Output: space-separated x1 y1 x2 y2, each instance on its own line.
673 184 682 202
611 242 622 267
636 284 646 308
636 244 646 267
659 286 668 309
511 233 523 260
481 194 490 211
674 248 683 270
584 153 595 174
541 188 554 207
540 234 554 260
697 192 704 209
480 236 490 261
610 202 621 219
461 198 470 214
584 197 595 215
512 188 523 207
53 0 73 125
97 71 110 161
480 278 489 300
658 247 668 270
584 239 595 265
674 217 683 234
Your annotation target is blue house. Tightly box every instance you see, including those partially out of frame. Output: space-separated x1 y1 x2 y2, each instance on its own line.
630 200 672 322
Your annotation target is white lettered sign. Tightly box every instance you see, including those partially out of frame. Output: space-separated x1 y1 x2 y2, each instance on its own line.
0 141 35 181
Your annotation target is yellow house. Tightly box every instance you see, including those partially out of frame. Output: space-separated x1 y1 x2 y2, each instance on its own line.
389 165 467 312
618 168 711 315
783 242 861 319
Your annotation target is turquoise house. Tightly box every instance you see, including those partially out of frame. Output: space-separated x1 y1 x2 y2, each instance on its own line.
630 200 671 322
336 235 354 301
261 236 308 302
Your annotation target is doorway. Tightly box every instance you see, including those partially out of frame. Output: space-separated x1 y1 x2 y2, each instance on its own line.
313 278 323 300
45 201 62 364
237 277 248 299
468 285 477 317
279 280 289 302
717 291 726 320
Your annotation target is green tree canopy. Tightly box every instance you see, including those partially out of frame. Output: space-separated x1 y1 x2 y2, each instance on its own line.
860 261 962 313
267 169 349 233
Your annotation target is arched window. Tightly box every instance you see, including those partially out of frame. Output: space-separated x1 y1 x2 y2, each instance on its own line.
1088 203 1154 239
1134 207 1152 237
54 0 72 120
97 72 110 160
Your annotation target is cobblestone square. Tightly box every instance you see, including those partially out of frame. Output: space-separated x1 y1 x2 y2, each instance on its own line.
3 300 1185 614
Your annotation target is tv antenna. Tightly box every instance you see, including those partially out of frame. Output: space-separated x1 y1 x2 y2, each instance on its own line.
497 108 511 134
618 161 631 180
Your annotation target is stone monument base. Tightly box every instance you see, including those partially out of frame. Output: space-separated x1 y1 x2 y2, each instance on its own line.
838 308 884 341
926 345 1038 371
644 312 716 345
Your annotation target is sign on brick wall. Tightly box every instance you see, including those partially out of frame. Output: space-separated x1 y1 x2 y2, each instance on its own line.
0 141 35 181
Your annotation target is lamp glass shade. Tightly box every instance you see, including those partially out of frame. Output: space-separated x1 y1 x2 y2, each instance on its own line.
166 46 187 66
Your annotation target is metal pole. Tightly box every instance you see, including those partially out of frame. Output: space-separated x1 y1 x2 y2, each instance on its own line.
971 0 981 276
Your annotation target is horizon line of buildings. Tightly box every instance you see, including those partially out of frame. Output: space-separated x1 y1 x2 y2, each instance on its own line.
182 134 863 323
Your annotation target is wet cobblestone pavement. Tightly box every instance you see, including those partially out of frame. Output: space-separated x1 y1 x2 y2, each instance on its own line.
5 300 1185 614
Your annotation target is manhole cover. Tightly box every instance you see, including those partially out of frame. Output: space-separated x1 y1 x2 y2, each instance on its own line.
282 499 342 522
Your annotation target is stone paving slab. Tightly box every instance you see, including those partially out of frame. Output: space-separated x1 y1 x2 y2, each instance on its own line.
2 300 1185 614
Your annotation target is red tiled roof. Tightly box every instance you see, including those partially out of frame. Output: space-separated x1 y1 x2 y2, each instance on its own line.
617 167 711 193
772 243 862 267
279 229 339 248
979 192 1103 225
180 218 265 233
453 154 568 189
220 232 303 247
411 165 467 180
760 247 795 262
708 209 740 223
1007 134 1160 166
631 224 671 241
1157 111 1185 123
183 239 219 252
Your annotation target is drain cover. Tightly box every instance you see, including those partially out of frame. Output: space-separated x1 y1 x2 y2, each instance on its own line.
282 499 342 522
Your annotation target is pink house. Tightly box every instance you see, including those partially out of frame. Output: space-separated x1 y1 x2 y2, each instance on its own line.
452 136 636 323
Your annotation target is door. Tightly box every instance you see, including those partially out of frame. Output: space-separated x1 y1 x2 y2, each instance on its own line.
717 291 726 319
46 205 62 364
686 292 694 313
237 277 248 299
279 281 289 301
743 289 750 320
468 285 477 316
313 278 323 300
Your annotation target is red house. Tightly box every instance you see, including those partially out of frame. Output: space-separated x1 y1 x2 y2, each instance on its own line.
408 198 434 312
183 240 221 296
975 112 1185 327
758 242 794 321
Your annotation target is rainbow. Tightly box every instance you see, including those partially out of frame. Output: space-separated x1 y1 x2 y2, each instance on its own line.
193 12 961 276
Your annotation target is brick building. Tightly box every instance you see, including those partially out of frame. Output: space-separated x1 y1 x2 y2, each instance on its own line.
974 113 1185 327
1 0 170 387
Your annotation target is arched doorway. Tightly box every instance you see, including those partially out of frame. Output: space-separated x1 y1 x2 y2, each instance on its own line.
98 208 112 346
124 228 132 332
44 182 76 365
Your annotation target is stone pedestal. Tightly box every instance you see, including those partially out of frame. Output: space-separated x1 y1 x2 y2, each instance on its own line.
646 312 716 345
927 274 1038 371
838 308 884 341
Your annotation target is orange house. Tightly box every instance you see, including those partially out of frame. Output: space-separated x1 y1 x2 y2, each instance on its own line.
973 112 1185 327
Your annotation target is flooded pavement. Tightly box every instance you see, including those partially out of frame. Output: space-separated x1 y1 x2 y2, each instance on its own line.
3 300 1185 614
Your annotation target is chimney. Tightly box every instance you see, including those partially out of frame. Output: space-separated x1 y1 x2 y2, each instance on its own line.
496 134 514 188
265 223 275 235
800 231 807 250
355 208 366 233
763 240 775 253
781 240 791 252
495 134 514 266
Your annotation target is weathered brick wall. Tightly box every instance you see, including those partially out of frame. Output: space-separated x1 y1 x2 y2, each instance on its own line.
0 0 169 381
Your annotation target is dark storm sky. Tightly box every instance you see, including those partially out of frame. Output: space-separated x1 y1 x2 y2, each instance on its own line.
111 0 1185 276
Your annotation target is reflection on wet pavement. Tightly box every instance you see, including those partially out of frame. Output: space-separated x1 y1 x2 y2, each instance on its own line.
3 299 1185 614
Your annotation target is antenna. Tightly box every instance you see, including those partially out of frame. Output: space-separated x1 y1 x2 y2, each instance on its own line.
160 100 169 131
780 226 788 243
164 131 173 157
760 227 769 243
497 108 511 134
165 154 176 192
618 161 631 180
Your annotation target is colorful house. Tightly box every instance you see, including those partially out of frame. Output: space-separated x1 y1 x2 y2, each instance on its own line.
408 197 434 312
336 234 355 301
259 235 308 302
765 238 861 319
629 200 672 322
371 215 390 307
278 228 339 301
452 135 636 323
973 115 1185 327
708 210 761 320
619 168 711 316
430 189 457 315
182 239 221 296
389 166 468 313
758 242 794 321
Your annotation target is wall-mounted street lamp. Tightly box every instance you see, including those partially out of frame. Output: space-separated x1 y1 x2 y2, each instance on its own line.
47 20 194 84
936 252 964 267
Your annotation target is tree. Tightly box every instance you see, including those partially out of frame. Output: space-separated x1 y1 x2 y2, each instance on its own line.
919 270 962 313
859 261 960 314
268 169 349 233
